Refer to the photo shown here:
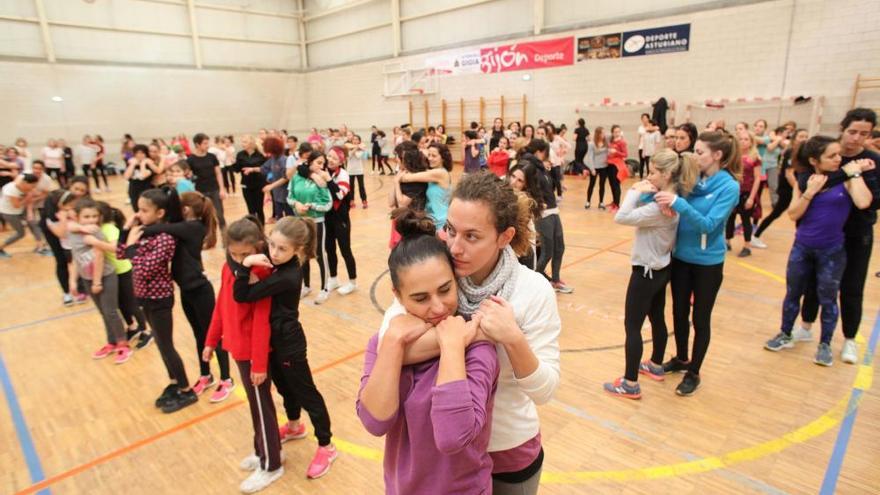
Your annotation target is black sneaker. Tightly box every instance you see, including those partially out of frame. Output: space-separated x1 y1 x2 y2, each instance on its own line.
675 372 701 397
661 357 690 374
161 389 198 414
738 247 752 258
126 327 142 342
155 384 178 408
136 332 153 350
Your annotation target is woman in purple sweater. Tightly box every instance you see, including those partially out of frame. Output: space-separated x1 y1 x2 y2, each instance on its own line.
357 209 499 495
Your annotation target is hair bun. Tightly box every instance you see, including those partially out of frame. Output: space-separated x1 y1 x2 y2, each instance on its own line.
394 208 436 238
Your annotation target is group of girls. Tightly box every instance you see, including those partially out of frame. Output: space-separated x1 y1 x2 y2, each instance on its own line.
583 124 628 211
604 131 742 398
765 108 879 367
206 214 337 492
359 170 560 495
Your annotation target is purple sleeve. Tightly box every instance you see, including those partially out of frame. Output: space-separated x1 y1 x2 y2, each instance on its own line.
430 341 499 454
356 334 399 437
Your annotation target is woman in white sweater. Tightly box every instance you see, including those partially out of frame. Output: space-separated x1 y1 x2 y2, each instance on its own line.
379 171 561 495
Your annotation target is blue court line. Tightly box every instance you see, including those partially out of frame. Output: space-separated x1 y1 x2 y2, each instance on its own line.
0 308 95 334
0 352 50 495
819 309 880 495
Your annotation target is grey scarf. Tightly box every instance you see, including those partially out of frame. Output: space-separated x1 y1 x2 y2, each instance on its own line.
457 245 519 316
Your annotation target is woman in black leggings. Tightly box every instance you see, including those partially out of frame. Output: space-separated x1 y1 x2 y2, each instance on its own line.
234 135 267 225
40 178 90 306
752 129 807 249
324 147 358 295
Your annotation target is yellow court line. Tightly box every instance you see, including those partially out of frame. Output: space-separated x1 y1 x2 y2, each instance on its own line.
736 260 786 284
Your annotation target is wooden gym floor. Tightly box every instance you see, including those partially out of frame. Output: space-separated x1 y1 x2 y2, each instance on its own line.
1 170 878 494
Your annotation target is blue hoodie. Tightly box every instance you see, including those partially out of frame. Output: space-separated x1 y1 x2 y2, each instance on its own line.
671 170 739 265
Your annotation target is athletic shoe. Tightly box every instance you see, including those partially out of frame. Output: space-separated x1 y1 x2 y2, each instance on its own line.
92 343 116 359
584 202 591 209
240 467 284 493
125 327 141 342
279 422 307 443
598 203 606 210
791 326 813 342
136 332 153 350
326 278 340 291
661 357 690 374
841 339 858 364
551 281 573 294
301 286 312 297
63 294 74 307
114 344 133 365
751 236 768 249
38 247 53 256
337 281 357 295
210 379 235 403
602 377 641 400
738 247 752 258
314 290 329 304
240 452 286 471
638 360 665 382
675 372 700 396
609 204 619 212
0 249 11 259
74 293 88 305
306 445 338 479
192 375 216 395
161 388 198 413
814 343 833 367
155 384 177 408
362 201 368 209
765 332 794 351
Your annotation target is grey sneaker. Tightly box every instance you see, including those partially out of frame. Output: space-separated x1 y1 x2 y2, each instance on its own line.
765 332 794 351
814 343 833 367
791 326 813 342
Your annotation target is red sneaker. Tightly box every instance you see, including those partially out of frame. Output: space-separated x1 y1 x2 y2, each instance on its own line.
279 422 307 443
209 379 235 403
306 445 338 479
92 343 116 359
191 375 216 395
114 344 133 365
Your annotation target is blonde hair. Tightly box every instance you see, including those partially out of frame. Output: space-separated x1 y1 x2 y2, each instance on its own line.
650 149 699 197
272 216 317 262
738 130 760 161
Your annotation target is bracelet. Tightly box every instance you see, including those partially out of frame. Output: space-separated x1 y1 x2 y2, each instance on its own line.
802 193 814 201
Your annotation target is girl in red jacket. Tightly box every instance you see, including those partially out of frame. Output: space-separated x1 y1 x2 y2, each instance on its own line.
202 215 283 494
607 125 629 211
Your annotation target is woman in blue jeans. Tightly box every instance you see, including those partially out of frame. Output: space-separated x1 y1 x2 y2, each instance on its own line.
764 136 872 366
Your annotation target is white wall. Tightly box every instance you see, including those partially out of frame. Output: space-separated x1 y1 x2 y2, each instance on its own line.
298 0 880 138
0 61 306 162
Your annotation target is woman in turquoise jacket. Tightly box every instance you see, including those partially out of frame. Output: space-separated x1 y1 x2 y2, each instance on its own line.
289 152 333 303
655 131 741 397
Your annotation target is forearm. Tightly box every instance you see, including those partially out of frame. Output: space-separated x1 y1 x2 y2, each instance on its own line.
92 249 105 279
401 328 440 365
787 191 810 220
846 177 872 209
504 333 539 379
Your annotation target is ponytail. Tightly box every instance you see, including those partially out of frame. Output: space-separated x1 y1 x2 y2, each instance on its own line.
96 201 126 230
180 191 218 249
698 131 741 181
650 149 700 197
272 216 316 263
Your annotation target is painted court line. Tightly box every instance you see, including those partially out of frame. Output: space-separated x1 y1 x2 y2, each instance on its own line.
562 238 631 269
14 349 366 495
0 352 50 495
819 309 880 495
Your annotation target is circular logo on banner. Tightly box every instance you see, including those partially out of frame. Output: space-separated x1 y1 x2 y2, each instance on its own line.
624 35 645 54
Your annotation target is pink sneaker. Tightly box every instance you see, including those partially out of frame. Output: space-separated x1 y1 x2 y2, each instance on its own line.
191 375 215 396
114 344 133 365
92 343 116 359
209 379 235 403
279 422 307 443
74 293 88 305
306 445 337 479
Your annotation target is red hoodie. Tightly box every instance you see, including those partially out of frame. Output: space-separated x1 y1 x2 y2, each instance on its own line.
206 263 273 373
609 138 629 182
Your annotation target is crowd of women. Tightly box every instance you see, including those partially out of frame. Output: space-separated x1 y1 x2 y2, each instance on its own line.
0 106 877 494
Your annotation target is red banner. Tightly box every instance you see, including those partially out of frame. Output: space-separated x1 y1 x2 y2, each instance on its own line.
480 37 574 73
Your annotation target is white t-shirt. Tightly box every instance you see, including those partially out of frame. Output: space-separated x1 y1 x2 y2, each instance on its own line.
208 146 227 167
77 144 98 166
0 182 26 215
643 131 661 156
42 147 64 170
347 149 367 175
33 174 56 209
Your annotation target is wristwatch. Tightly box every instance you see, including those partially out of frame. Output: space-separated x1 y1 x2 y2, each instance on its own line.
850 171 862 179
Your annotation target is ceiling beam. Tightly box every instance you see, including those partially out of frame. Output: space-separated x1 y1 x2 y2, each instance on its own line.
185 0 203 68
303 0 376 22
297 0 308 69
533 0 543 35
391 0 401 57
33 0 56 63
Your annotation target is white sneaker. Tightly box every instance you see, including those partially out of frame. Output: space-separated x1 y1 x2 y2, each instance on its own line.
240 452 286 471
791 326 813 342
301 286 312 297
326 277 340 291
751 236 768 249
240 467 284 493
841 339 858 364
314 290 329 305
337 281 357 295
